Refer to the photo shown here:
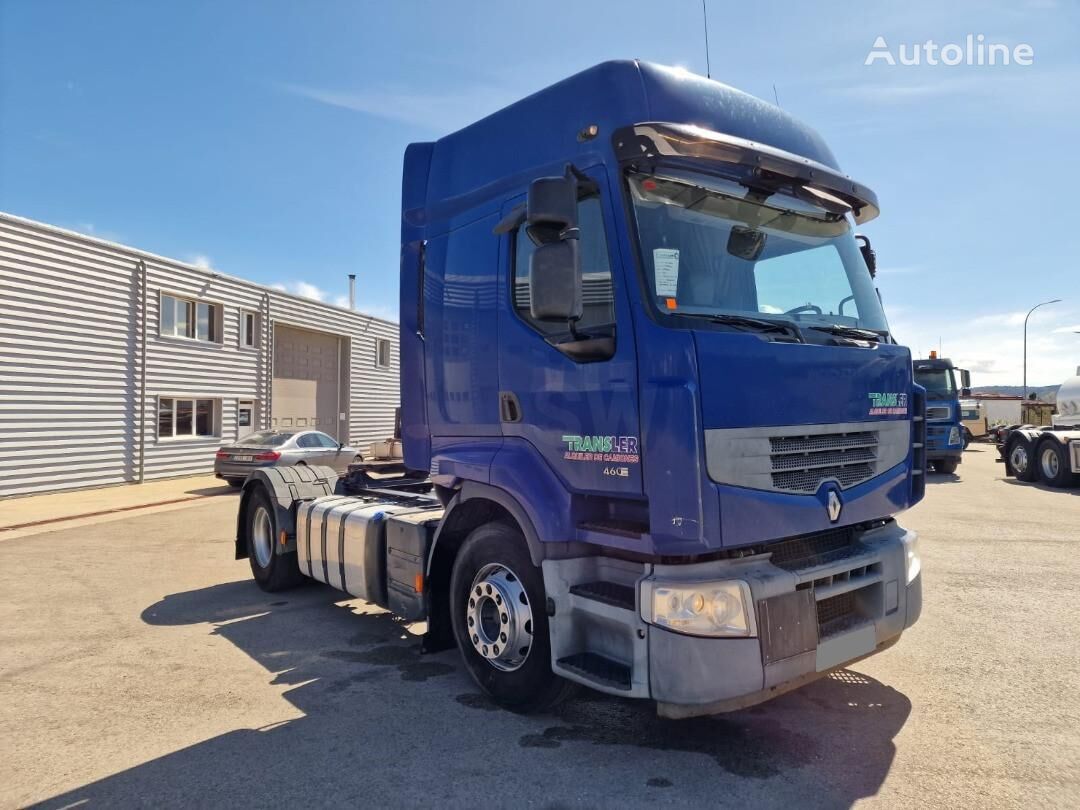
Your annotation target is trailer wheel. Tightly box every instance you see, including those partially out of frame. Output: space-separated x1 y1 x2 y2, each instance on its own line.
1006 436 1037 482
1036 439 1076 488
246 486 303 592
449 522 575 713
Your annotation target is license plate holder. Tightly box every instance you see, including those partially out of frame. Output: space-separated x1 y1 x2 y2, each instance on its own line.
234 455 253 462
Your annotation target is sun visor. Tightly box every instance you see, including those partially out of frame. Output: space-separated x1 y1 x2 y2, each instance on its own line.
614 122 880 224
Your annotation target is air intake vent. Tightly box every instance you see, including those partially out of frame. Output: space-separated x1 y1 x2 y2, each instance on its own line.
769 430 879 493
926 406 950 421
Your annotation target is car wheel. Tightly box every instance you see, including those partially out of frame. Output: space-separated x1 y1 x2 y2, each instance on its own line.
1036 439 1076 488
246 486 304 592
1006 436 1037 482
449 522 575 713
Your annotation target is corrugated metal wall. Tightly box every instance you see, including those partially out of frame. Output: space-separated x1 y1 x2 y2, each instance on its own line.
0 212 399 497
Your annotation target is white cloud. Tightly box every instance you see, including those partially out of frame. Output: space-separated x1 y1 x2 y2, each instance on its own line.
277 81 517 132
1053 324 1080 334
269 281 396 320
68 221 125 242
271 280 327 302
188 254 213 270
889 306 1080 387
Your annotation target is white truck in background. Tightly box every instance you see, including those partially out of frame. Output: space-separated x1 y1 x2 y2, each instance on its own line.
1002 367 1080 488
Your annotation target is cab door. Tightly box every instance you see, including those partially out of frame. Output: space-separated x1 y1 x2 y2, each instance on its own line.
496 167 641 496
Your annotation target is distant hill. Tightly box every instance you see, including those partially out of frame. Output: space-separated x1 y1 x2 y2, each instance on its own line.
972 385 1059 401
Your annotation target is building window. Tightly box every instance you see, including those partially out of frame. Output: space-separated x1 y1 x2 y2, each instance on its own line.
160 293 221 343
158 397 217 439
375 338 391 368
238 400 254 430
240 310 258 348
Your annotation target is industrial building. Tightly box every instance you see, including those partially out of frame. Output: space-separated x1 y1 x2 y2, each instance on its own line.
0 212 399 497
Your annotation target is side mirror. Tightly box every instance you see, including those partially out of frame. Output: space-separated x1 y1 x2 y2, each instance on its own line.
960 369 971 389
855 233 877 278
530 240 582 322
527 171 582 323
526 173 577 245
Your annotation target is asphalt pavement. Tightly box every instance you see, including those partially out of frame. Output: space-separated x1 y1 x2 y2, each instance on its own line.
1 445 1077 808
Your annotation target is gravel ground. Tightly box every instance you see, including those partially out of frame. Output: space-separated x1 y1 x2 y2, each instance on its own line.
1 445 1077 809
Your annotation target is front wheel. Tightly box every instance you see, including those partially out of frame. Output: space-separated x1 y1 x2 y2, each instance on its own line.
935 457 959 475
246 487 303 591
449 522 575 713
1037 440 1077 488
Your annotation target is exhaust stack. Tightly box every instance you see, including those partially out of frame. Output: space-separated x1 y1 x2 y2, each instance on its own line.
348 274 356 310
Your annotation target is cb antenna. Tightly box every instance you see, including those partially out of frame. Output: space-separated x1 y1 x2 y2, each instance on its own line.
702 0 711 78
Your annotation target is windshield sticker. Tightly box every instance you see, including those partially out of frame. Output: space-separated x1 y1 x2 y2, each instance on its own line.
653 248 680 297
868 392 908 416
561 434 640 464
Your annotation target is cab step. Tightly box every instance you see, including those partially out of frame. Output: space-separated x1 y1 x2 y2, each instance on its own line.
568 581 636 611
556 652 632 691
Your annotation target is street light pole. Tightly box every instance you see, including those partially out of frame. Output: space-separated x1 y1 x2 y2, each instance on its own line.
1023 299 1061 398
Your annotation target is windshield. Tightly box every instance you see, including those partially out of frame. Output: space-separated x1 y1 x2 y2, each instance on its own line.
236 431 293 446
914 368 956 400
627 170 889 334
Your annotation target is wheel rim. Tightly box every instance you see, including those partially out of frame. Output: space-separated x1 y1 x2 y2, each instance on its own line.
466 563 533 672
1010 444 1029 474
252 506 273 569
1040 446 1060 479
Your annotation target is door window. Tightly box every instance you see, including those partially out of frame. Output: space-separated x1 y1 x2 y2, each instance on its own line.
512 196 614 336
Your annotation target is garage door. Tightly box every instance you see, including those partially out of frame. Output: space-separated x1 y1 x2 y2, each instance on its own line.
272 325 342 439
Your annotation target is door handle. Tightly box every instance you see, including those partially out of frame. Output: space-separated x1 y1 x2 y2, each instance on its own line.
499 391 522 423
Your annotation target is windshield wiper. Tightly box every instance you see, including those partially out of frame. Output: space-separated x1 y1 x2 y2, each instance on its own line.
804 323 885 343
681 312 804 342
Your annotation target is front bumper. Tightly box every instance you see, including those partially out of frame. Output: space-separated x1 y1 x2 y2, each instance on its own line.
544 520 921 716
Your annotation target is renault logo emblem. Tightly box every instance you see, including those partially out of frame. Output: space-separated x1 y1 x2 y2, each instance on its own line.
827 491 842 522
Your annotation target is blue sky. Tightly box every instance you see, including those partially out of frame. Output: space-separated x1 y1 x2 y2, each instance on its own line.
2 0 1077 385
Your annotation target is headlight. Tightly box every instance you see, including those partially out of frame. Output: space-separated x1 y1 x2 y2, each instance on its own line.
901 529 921 585
948 426 961 446
640 579 756 637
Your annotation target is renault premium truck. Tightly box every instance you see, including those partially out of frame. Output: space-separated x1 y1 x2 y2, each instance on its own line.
235 61 925 718
913 355 966 474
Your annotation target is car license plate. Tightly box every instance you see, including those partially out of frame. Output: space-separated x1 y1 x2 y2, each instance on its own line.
234 455 253 462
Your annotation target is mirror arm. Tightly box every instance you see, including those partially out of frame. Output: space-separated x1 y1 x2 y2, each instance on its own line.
493 203 527 235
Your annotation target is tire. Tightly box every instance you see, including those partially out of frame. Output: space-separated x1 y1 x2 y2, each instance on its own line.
1036 439 1077 488
962 428 972 450
226 478 244 489
246 486 304 592
1006 436 1037 482
449 522 575 713
935 457 959 475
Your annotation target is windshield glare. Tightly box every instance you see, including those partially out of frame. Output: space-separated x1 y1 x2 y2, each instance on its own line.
915 368 957 399
627 171 889 334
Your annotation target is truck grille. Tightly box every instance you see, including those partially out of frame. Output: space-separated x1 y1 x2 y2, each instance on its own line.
926 406 950 422
816 591 858 635
769 430 879 493
767 527 861 571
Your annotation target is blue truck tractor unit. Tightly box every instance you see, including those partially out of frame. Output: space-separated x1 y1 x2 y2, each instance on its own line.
913 354 967 474
235 60 925 718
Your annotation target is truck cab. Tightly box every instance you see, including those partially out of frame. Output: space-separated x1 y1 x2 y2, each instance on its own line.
394 61 924 714
914 355 966 474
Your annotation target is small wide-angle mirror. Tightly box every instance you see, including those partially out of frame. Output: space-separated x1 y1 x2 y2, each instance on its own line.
855 233 877 278
526 172 578 245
